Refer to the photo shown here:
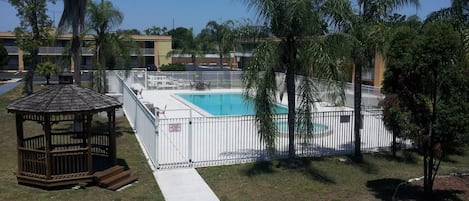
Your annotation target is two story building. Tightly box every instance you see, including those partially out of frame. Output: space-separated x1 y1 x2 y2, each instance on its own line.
0 31 172 72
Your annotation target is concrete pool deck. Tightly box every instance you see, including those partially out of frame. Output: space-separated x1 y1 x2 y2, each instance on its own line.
139 88 355 119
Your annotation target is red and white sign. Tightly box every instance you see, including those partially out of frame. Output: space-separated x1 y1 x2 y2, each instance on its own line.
169 123 181 132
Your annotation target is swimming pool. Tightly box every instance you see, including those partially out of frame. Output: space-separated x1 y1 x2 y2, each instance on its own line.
176 93 288 116
276 120 331 137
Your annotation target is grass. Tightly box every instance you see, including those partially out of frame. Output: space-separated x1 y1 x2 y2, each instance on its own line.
198 150 469 201
0 84 165 201
3 83 467 201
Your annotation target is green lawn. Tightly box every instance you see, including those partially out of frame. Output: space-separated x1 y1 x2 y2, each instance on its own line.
198 148 469 201
0 84 165 201
3 84 467 201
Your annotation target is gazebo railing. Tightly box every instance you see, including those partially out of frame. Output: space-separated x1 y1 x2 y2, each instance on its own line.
19 132 111 180
19 147 89 179
91 132 110 156
50 149 89 177
18 147 47 178
23 135 45 150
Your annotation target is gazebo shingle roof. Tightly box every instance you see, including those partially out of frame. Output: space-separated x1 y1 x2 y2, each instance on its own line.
7 84 122 114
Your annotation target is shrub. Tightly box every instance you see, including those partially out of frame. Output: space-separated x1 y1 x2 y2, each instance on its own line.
160 63 185 71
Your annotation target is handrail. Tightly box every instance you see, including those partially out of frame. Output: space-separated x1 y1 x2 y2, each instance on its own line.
51 148 88 154
18 147 46 153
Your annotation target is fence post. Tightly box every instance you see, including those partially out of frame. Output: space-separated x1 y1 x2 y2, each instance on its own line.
188 109 193 165
145 69 148 89
134 99 138 132
155 114 160 169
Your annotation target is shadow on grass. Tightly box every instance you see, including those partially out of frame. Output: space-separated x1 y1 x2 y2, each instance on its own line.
295 158 336 184
274 158 336 184
117 158 130 170
245 161 275 177
373 150 419 164
50 116 133 138
346 155 379 175
93 120 134 138
396 184 465 201
366 178 405 201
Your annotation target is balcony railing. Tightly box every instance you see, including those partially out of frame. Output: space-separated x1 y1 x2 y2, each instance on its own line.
5 46 152 56
5 46 19 54
130 48 154 56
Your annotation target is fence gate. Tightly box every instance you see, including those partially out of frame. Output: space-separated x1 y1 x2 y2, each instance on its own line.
157 117 193 169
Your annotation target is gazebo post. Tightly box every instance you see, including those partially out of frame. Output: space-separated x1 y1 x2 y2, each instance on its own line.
44 114 52 180
7 84 122 188
108 108 117 165
86 113 93 175
16 114 24 175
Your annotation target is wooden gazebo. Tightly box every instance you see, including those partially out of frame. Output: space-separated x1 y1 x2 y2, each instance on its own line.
6 83 122 188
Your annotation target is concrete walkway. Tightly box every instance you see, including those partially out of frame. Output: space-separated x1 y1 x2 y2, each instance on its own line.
154 168 219 201
0 80 22 95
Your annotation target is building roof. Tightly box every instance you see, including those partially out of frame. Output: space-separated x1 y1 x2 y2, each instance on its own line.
7 84 122 114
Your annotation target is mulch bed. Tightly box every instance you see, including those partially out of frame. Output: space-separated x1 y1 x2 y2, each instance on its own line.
396 175 469 201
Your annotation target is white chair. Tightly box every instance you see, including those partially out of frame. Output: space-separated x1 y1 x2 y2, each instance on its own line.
156 105 167 118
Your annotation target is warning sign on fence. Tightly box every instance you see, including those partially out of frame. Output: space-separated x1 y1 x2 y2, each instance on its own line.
169 123 181 132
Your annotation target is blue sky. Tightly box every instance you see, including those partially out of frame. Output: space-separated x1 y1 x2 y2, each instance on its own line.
0 0 451 34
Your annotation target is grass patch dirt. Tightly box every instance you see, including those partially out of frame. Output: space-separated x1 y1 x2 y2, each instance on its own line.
198 150 469 201
0 84 164 201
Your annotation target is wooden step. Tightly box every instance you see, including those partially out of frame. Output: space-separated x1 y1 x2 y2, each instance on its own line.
100 171 131 187
107 176 138 191
93 166 124 181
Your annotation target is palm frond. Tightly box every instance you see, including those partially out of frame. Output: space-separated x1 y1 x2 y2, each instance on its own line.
425 8 453 23
242 41 279 155
322 0 355 32
58 0 87 34
300 38 346 105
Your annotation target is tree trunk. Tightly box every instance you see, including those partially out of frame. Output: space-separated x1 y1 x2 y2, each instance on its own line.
423 131 435 196
286 36 296 167
424 72 439 196
25 50 38 95
354 63 363 162
219 53 223 69
219 53 224 87
24 8 41 95
392 128 398 157
72 22 81 86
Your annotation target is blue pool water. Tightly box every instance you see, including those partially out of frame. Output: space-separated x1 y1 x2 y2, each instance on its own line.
276 121 329 134
176 93 288 116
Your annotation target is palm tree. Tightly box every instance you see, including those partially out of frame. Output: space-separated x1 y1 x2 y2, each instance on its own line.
347 0 419 162
202 20 236 69
427 0 469 64
58 0 87 86
241 0 352 166
87 0 123 67
144 26 168 35
87 0 135 93
37 62 60 85
167 28 203 67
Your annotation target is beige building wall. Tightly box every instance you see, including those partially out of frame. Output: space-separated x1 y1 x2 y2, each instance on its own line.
18 49 24 72
157 39 172 65
349 53 386 88
0 31 172 71
373 53 385 88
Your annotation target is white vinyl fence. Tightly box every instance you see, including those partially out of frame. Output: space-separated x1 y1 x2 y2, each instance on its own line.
155 110 392 169
110 71 394 170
